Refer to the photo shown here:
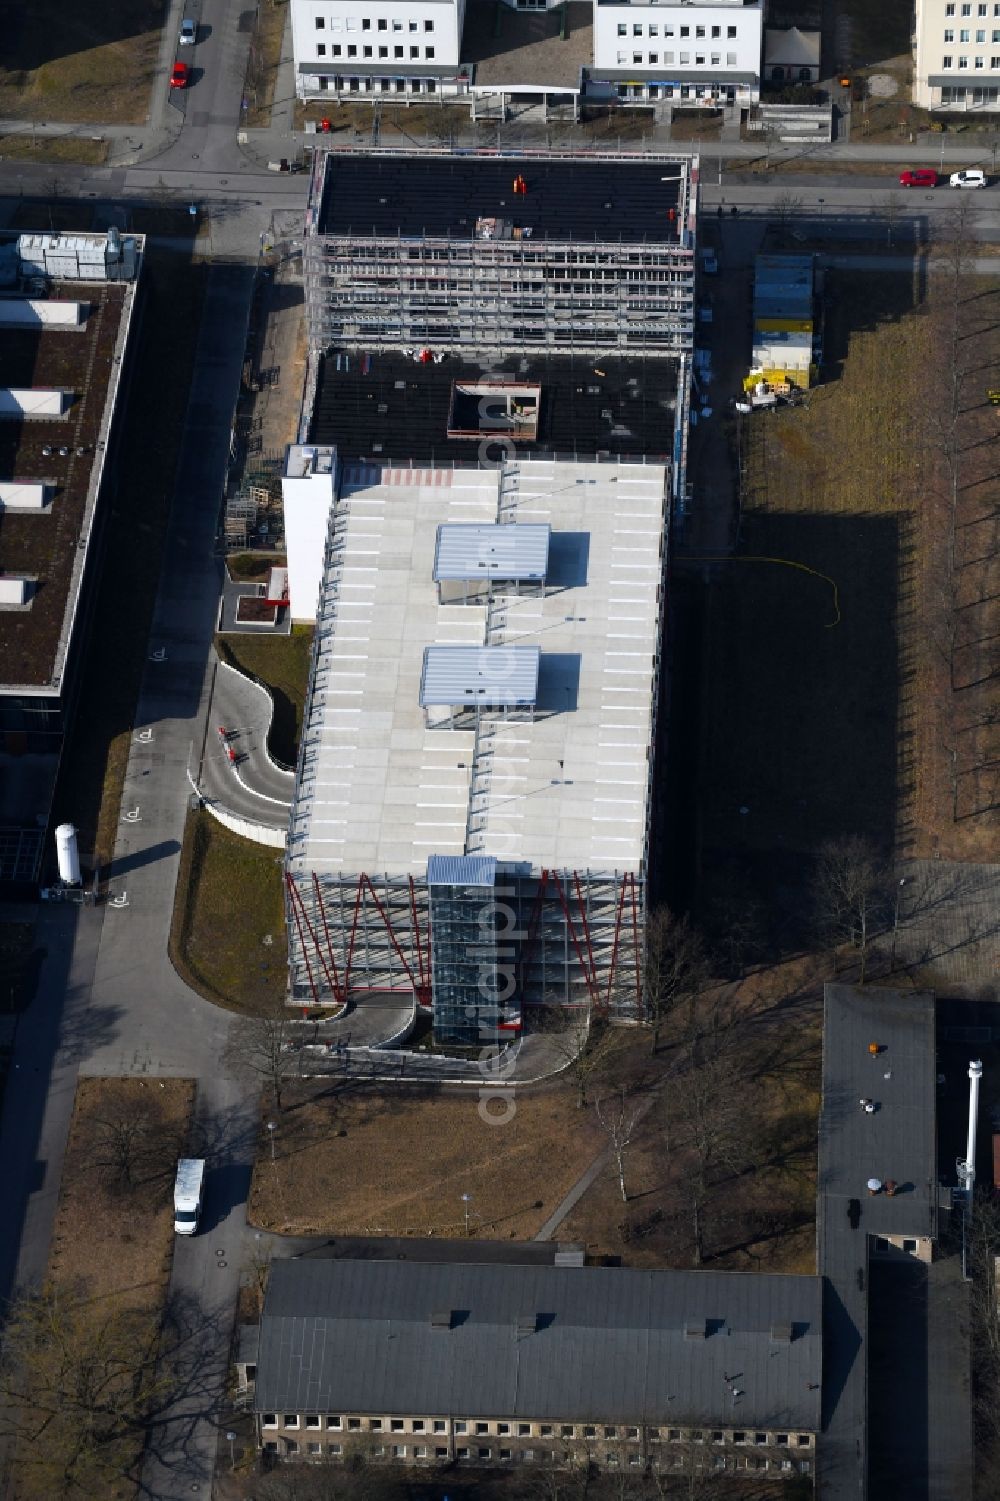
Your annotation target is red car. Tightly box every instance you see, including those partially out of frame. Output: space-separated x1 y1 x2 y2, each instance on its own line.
170 61 190 89
899 168 937 188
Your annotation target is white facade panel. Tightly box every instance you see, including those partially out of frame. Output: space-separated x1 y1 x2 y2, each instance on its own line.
282 444 339 622
592 0 762 100
913 0 1000 110
292 0 464 97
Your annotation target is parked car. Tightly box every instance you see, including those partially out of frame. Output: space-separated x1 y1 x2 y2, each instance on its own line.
699 248 718 276
179 18 196 44
170 61 190 89
950 168 987 188
899 168 937 188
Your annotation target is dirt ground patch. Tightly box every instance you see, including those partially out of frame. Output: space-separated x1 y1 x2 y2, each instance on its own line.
47 1075 194 1305
243 0 289 128
249 1081 606 1238
0 0 167 125
0 133 109 165
170 808 287 1015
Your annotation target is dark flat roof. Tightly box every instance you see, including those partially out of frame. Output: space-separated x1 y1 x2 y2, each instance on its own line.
310 350 679 464
256 1259 823 1428
818 984 937 1244
317 152 685 241
0 281 130 691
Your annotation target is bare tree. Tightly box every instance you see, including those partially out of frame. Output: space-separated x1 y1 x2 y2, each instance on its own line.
644 909 712 1057
772 190 804 230
596 1086 645 1202
89 1096 177 1196
0 1287 174 1497
223 1011 295 1111
811 835 890 982
535 1005 620 1108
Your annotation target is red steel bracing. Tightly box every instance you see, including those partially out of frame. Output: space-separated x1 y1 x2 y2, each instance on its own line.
550 871 602 1012
573 872 600 1002
604 876 630 1011
629 873 642 1014
359 874 419 992
312 872 344 1004
291 877 338 1000
408 874 431 1005
342 874 367 995
285 873 319 1007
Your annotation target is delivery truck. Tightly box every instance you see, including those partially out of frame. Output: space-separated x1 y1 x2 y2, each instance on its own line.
174 1158 205 1236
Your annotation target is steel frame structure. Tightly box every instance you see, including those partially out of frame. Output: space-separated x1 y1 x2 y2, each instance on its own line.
286 866 643 1031
303 147 697 359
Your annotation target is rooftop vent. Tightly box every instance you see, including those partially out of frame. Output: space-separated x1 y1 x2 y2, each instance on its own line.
684 1320 708 1341
516 1313 539 1337
430 1310 455 1332
770 1322 794 1344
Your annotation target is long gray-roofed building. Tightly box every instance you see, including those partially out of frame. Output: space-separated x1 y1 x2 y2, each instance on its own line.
253 1258 821 1476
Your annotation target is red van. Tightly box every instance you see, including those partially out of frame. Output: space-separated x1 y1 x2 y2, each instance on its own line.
899 168 937 188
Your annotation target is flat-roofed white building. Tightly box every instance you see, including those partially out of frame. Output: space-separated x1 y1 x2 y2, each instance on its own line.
589 0 763 109
912 0 1000 110
291 0 469 102
285 455 668 1044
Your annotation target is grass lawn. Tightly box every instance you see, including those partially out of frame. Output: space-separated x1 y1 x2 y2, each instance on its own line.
0 134 109 165
0 0 168 125
726 270 999 869
216 626 313 767
50 251 207 872
243 0 289 128
227 551 286 582
249 1082 606 1238
170 809 287 1015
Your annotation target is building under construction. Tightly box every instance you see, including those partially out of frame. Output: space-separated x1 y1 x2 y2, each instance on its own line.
284 453 670 1043
285 146 694 1044
303 148 698 358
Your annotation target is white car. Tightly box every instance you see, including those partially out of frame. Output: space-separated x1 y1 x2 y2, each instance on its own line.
179 18 196 44
950 169 987 188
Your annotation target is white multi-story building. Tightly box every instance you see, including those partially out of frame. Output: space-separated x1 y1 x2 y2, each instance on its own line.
292 0 468 101
589 0 764 109
913 0 1000 110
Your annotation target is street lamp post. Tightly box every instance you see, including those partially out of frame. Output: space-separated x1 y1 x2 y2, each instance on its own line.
461 1192 473 1237
890 878 906 971
226 1431 238 1471
267 1119 277 1162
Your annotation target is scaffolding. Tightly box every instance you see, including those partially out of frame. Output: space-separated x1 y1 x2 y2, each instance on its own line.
303 147 697 359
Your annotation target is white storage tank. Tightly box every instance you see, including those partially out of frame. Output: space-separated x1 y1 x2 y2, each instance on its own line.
55 823 81 885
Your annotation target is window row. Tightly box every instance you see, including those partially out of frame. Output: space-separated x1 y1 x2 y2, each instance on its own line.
316 42 436 57
260 1414 813 1446
316 14 435 29
944 2 1000 14
943 26 1000 37
941 82 1000 98
616 50 737 66
940 54 1000 66
616 20 738 39
262 1439 813 1473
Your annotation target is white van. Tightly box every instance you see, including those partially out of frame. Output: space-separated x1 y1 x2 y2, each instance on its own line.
173 1158 205 1235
